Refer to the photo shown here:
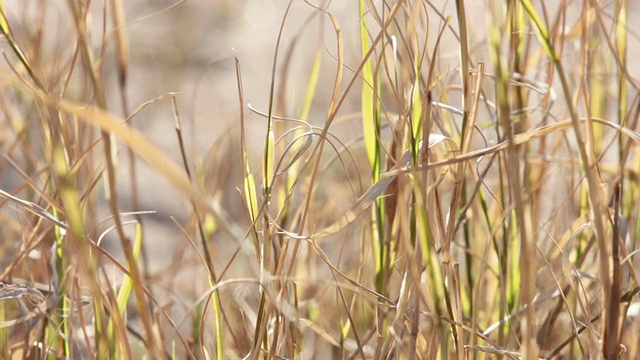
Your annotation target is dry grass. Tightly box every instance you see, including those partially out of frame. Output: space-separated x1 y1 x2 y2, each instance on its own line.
0 0 639 359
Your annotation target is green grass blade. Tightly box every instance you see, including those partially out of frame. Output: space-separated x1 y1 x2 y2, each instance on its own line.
300 47 322 122
244 172 259 227
519 0 557 63
107 222 143 358
359 0 379 174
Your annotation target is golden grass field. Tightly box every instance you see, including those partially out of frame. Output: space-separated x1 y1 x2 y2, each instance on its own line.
0 1 639 359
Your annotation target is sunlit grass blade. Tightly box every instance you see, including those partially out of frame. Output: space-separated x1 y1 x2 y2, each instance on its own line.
244 172 259 228
263 129 275 191
300 47 322 122
518 0 556 63
409 75 422 151
0 3 44 89
278 46 321 226
358 1 386 296
107 222 143 358
359 0 379 174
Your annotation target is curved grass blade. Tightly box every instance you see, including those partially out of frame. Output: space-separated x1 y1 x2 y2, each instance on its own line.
311 134 458 240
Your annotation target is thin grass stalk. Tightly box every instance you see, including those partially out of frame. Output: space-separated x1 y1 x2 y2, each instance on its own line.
372 56 391 357
109 0 132 166
508 0 527 134
508 1 537 353
268 33 317 357
7 8 82 356
236 56 260 249
484 4 514 351
584 3 606 154
99 256 130 360
109 0 149 280
401 6 428 355
54 143 109 357
521 1 611 356
614 0 629 209
405 2 429 155
359 0 387 300
447 2 471 213
608 182 623 357
107 223 143 359
405 9 440 356
271 27 324 357
333 271 366 359
262 1 295 197
250 3 295 357
284 5 349 358
415 10 447 357
67 1 163 356
191 302 204 358
489 2 537 357
282 45 321 229
494 82 512 351
449 22 482 316
613 6 640 263
0 4 45 91
289 48 321 324
52 212 71 357
507 0 538 293
0 5 78 356
470 158 498 341
264 34 325 357
172 98 223 359
457 61 484 352
411 173 445 336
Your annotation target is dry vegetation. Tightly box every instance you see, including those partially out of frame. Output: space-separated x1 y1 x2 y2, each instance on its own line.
0 0 639 359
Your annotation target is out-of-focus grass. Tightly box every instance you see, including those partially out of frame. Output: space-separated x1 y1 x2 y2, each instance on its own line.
0 1 639 359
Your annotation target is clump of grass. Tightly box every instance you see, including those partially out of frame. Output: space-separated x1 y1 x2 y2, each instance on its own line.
0 1 639 359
